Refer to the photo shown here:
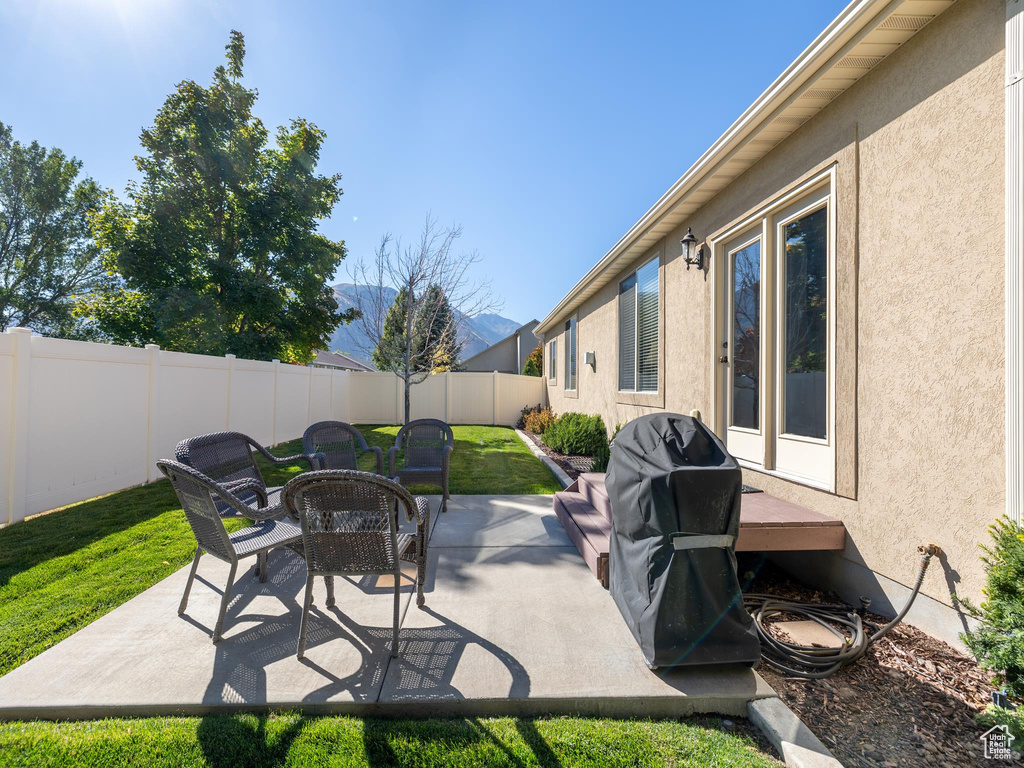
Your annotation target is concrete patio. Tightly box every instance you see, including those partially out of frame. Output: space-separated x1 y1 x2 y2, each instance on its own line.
0 494 773 721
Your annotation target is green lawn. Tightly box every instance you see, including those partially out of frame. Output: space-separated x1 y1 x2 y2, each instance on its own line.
0 425 559 678
0 714 780 767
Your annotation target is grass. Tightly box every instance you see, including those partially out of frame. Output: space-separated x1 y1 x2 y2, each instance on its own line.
0 425 560 678
0 714 781 767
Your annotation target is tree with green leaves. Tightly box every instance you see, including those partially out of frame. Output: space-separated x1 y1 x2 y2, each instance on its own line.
353 216 498 423
84 31 353 362
521 343 543 377
416 283 461 372
0 122 106 336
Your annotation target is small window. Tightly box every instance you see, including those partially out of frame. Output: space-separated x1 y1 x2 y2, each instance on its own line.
564 316 577 391
618 256 659 392
548 339 557 381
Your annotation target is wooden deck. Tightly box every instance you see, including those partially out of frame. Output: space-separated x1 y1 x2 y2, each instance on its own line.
553 473 845 587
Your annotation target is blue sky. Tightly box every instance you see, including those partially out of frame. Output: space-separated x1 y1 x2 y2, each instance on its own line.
1 0 847 326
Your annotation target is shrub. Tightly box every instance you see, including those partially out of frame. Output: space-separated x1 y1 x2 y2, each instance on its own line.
962 518 1024 699
591 438 610 472
524 406 555 435
543 412 607 456
521 344 543 377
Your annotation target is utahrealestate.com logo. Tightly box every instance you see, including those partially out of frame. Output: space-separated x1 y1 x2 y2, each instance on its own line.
979 724 1015 761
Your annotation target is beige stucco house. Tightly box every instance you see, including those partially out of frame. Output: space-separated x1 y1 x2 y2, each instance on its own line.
535 0 1023 645
461 320 540 374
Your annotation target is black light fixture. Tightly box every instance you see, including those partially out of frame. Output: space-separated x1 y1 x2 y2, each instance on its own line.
681 227 704 271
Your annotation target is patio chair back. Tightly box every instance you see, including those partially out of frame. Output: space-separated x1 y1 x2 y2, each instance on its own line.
175 431 266 492
302 421 368 471
397 419 453 469
157 459 243 562
282 470 416 575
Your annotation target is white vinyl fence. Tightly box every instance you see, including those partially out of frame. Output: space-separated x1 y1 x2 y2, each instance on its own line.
0 328 546 526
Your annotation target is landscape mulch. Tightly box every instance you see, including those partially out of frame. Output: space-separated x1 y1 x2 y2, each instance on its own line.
522 431 592 481
742 558 1010 767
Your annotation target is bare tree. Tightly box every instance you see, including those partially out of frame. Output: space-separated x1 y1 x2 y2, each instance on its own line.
350 215 501 424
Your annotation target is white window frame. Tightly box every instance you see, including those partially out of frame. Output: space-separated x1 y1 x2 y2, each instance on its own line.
617 254 660 394
564 315 577 392
548 339 557 383
709 166 837 491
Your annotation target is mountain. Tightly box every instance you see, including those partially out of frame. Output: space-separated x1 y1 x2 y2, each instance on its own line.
326 283 522 363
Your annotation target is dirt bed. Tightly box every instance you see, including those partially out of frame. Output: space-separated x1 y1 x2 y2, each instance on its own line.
521 431 592 481
742 559 1008 767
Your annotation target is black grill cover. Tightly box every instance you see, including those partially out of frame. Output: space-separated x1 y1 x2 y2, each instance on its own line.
606 413 760 669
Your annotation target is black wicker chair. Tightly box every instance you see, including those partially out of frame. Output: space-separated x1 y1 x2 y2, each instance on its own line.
387 419 454 513
158 460 303 643
282 470 430 659
175 431 319 522
302 421 384 474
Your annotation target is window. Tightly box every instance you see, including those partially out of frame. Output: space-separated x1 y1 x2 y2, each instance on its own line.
548 339 557 381
714 169 835 489
564 316 577 391
618 256 659 392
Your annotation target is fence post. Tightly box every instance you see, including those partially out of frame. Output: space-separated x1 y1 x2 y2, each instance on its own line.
6 328 32 525
306 365 314 428
271 359 280 446
395 376 402 425
224 354 236 431
445 372 451 423
145 344 161 482
492 370 499 426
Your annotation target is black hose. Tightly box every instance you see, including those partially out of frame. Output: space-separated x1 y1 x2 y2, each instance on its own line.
744 544 940 679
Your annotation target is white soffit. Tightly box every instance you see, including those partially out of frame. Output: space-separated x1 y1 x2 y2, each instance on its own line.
536 0 954 335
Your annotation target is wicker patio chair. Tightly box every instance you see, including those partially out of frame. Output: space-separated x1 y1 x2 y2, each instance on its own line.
158 460 303 643
175 431 319 521
302 421 384 474
282 470 430 659
387 419 454 513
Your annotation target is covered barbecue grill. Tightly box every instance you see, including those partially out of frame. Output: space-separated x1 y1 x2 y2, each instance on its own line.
606 413 760 669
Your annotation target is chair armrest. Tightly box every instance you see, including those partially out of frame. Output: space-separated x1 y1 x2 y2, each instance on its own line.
409 495 430 525
221 477 269 508
371 446 384 475
252 441 319 471
312 452 327 470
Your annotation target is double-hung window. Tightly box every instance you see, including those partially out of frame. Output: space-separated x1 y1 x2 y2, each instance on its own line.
548 339 557 382
618 256 659 392
564 316 577 391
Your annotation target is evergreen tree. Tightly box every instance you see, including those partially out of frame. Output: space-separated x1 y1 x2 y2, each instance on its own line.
415 284 460 372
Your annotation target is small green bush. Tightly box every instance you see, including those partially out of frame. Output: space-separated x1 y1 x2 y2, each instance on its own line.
591 439 610 472
962 517 1024 699
543 412 607 456
977 704 1024 752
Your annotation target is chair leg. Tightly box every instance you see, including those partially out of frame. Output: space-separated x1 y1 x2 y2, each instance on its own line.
325 576 335 608
416 551 426 608
258 552 268 584
391 565 401 658
179 548 202 615
297 575 315 659
442 485 449 514
212 561 238 643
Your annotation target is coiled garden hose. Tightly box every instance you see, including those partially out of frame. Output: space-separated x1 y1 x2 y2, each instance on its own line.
744 543 941 679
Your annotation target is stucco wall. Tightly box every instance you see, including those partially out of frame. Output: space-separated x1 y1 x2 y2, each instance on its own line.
542 0 1005 619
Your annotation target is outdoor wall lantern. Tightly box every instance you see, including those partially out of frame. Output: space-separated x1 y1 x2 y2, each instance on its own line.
585 351 596 370
681 227 705 271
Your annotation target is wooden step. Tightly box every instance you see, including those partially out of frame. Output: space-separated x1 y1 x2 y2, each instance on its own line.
553 492 609 586
577 473 611 523
552 481 846 589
